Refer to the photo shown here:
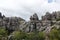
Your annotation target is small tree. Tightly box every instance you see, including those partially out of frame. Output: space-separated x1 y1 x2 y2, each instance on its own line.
11 31 26 40
25 32 45 40
38 32 45 40
49 28 60 40
25 32 35 40
0 27 8 40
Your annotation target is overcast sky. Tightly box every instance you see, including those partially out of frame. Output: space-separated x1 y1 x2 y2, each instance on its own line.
0 0 60 21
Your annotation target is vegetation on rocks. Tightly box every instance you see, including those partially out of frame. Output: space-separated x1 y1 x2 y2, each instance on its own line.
0 11 60 40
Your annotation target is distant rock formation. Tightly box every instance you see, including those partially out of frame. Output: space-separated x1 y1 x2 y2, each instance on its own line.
0 11 60 33
29 13 41 32
0 12 25 33
23 11 60 33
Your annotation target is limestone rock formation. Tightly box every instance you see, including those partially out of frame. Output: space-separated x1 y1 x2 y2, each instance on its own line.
0 11 60 33
25 11 60 33
21 13 42 32
0 12 25 33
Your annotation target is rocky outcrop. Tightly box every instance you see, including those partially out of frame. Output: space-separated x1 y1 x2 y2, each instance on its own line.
0 11 60 33
0 12 25 33
23 11 60 32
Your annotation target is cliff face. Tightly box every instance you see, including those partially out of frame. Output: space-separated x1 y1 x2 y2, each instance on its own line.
0 11 60 33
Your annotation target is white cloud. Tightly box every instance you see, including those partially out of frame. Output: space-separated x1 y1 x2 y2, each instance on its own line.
0 0 60 21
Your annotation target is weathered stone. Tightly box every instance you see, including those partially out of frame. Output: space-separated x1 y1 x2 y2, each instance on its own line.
42 12 51 20
0 11 60 33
